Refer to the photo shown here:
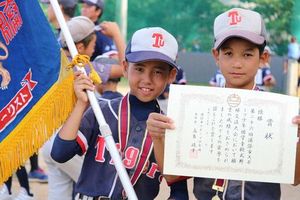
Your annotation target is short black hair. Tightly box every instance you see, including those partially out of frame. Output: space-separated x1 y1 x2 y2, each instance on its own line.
62 32 96 50
62 6 77 18
217 38 266 55
77 32 96 48
107 78 121 83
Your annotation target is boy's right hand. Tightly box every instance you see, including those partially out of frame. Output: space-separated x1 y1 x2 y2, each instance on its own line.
147 113 175 140
100 21 121 39
74 71 95 106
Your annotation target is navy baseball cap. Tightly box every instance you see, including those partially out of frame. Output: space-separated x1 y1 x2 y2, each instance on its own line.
81 0 104 9
41 0 77 8
125 27 179 70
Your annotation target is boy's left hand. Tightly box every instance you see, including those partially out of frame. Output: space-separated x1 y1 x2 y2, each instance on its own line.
292 116 300 185
147 113 175 140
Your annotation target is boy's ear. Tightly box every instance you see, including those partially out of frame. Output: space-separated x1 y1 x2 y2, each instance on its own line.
212 48 220 66
168 68 177 84
122 60 129 78
76 43 84 54
260 51 269 64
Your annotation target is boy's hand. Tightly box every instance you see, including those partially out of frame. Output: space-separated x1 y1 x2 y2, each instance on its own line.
264 76 276 87
293 116 300 185
74 71 94 105
147 113 175 140
100 21 121 39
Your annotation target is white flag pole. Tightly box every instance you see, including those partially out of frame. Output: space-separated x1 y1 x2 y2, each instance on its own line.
49 0 137 199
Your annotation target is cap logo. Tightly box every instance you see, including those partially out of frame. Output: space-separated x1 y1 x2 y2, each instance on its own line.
152 33 164 48
228 10 241 25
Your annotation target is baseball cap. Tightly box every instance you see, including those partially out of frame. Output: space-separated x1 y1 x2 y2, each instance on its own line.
125 27 179 70
41 0 77 8
81 0 104 9
214 8 267 49
60 16 95 48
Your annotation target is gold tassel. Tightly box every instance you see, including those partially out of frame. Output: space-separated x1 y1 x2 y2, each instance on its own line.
67 54 102 85
0 50 76 184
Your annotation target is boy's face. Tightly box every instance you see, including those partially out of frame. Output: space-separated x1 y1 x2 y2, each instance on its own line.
81 3 100 23
76 34 96 58
212 38 267 90
123 60 177 102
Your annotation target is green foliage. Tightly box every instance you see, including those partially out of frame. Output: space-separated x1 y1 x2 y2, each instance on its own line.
102 0 296 55
247 0 295 55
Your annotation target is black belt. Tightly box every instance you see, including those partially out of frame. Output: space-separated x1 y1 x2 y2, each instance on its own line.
78 193 111 200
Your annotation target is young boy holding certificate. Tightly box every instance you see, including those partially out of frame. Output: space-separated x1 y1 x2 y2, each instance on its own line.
147 8 300 200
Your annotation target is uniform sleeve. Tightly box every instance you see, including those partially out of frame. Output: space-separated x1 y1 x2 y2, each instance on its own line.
168 179 189 200
51 134 82 163
76 106 100 154
91 32 117 60
89 61 112 84
51 106 101 163
175 68 187 84
263 68 273 81
209 75 217 85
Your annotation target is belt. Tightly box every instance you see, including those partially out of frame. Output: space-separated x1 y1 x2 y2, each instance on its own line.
77 193 111 200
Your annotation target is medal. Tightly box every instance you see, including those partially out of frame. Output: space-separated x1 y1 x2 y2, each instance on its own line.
212 194 221 200
211 179 226 200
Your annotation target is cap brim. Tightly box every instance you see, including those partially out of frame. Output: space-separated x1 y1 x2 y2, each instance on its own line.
126 51 179 70
214 30 265 49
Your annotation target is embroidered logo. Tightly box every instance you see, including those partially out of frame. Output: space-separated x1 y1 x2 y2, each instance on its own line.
152 33 164 48
228 10 242 25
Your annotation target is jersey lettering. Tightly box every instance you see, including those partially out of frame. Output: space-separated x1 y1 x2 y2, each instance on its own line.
123 146 139 169
109 143 121 165
95 135 106 162
146 162 160 178
108 144 139 169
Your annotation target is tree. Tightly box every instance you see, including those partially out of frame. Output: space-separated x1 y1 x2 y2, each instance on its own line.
102 0 296 55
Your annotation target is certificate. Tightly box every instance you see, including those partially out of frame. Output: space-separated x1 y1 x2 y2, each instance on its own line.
164 85 299 184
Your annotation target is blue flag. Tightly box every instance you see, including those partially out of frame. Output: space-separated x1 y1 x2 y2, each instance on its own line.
0 0 75 183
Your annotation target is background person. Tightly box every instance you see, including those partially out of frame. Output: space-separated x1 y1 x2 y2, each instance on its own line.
80 0 117 60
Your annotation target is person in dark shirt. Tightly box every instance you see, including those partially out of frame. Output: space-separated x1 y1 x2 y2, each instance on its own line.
80 0 118 60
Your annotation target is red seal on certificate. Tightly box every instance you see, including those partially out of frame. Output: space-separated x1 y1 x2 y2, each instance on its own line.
227 94 241 107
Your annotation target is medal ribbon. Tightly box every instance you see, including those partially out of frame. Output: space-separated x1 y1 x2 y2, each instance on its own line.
118 94 154 186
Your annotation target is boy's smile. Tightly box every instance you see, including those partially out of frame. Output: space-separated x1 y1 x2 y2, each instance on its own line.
212 38 266 90
123 60 176 102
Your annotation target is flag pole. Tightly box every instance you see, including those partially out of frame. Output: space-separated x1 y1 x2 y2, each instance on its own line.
49 0 138 199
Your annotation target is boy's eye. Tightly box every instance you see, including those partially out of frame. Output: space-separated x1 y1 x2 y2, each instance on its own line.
244 53 253 57
224 51 232 56
154 70 163 74
135 67 143 72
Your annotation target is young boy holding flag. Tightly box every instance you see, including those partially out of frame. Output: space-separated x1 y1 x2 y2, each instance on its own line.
51 27 188 199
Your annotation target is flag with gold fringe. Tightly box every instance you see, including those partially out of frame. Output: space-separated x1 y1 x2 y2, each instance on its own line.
0 0 75 184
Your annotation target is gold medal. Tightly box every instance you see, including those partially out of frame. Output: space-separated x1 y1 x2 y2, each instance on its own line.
211 179 226 200
212 194 221 200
